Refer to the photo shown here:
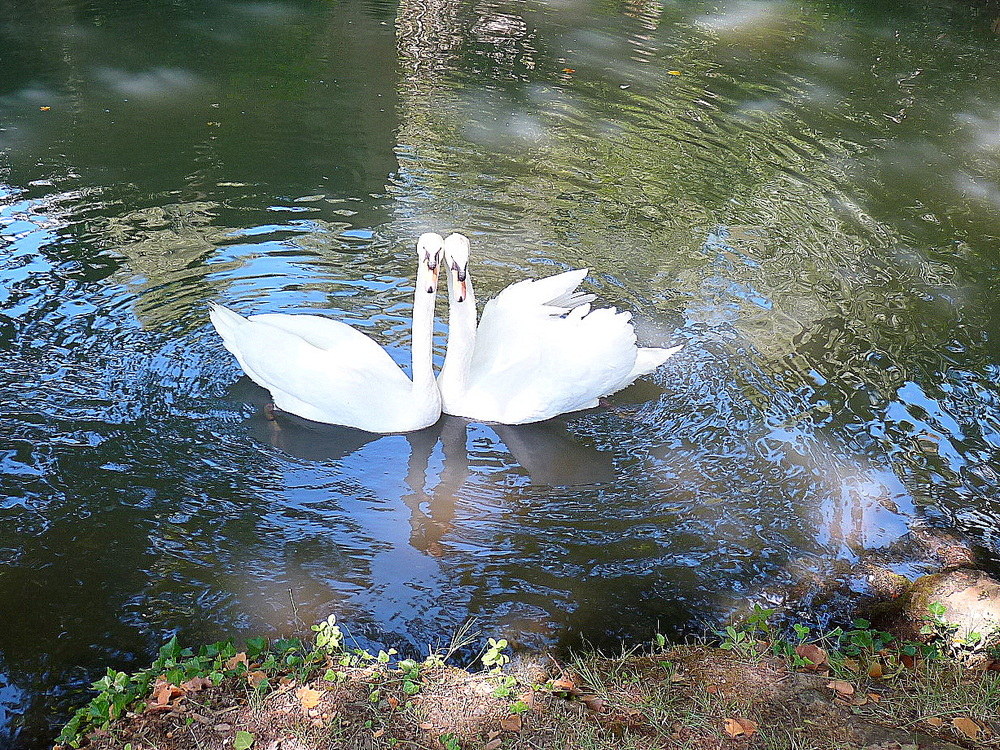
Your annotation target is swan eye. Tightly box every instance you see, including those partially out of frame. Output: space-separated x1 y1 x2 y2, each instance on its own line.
450 259 467 282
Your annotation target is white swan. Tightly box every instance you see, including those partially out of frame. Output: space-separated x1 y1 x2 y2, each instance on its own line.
209 233 444 434
437 233 682 424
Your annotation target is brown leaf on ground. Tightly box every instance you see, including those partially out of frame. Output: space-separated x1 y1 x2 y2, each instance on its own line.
246 671 267 688
723 717 757 738
841 658 860 673
867 662 884 678
517 690 535 709
580 694 605 712
794 644 828 670
225 653 248 670
900 653 916 669
484 740 502 750
706 684 721 695
826 680 855 696
866 692 881 703
551 677 576 692
149 679 183 708
952 717 981 740
500 714 523 732
925 717 944 728
180 676 212 693
295 686 322 710
387 696 399 709
418 722 433 730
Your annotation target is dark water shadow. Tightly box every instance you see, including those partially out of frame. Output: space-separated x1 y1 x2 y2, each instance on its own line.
230 377 617 488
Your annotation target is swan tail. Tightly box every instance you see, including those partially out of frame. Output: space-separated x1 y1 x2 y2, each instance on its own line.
628 344 683 380
208 303 249 355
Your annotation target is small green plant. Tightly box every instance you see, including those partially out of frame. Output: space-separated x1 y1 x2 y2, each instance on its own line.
399 658 422 695
234 730 255 750
920 601 998 661
716 625 756 656
440 732 461 750
311 615 344 653
491 674 518 698
481 638 510 671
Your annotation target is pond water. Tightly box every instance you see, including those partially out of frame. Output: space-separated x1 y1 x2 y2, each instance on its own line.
2 0 999 745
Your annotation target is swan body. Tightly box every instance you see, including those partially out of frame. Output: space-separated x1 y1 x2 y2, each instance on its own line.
438 233 681 424
209 233 444 434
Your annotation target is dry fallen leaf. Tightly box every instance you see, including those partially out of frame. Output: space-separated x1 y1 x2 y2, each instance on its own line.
706 685 721 695
246 671 267 688
295 686 322 710
225 653 249 670
952 717 981 740
180 676 211 693
867 662 884 679
580 694 606 712
826 680 855 697
925 717 944 728
723 717 742 738
841 658 860 673
724 717 758 738
552 677 577 692
484 740 502 750
517 690 535 709
419 722 434 730
372 729 385 738
795 644 829 669
387 696 399 710
150 679 184 708
500 714 523 732
866 692 881 703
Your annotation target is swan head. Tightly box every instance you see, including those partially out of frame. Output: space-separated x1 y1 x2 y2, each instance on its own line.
416 232 444 293
443 232 471 302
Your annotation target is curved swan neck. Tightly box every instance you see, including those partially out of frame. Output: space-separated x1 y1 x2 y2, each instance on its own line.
440 270 478 390
410 263 439 392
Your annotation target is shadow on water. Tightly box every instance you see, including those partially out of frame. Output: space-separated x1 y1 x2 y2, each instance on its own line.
236 378 616 489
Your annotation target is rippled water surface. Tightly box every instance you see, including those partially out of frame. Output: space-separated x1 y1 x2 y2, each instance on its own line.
2 0 1000 745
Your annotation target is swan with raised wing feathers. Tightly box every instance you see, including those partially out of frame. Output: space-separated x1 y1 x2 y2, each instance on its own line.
209 233 444 434
437 232 682 424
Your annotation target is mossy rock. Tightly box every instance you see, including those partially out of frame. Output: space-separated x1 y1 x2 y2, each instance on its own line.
878 568 1000 648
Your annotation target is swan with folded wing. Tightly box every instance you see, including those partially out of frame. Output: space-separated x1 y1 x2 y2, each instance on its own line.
209 233 445 433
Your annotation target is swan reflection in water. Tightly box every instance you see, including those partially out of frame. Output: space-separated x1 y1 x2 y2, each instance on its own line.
231 378 615 555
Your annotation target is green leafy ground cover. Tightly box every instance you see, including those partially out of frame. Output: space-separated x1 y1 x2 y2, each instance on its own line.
55 608 1000 750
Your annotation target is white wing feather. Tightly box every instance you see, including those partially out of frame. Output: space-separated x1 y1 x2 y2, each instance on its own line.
209 304 418 432
456 270 678 424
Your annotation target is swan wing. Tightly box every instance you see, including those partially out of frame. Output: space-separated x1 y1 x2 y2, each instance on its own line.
209 304 413 430
465 293 643 423
249 312 400 371
487 268 596 315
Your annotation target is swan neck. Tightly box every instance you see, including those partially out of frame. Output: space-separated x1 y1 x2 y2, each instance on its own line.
410 265 439 393
440 272 478 389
